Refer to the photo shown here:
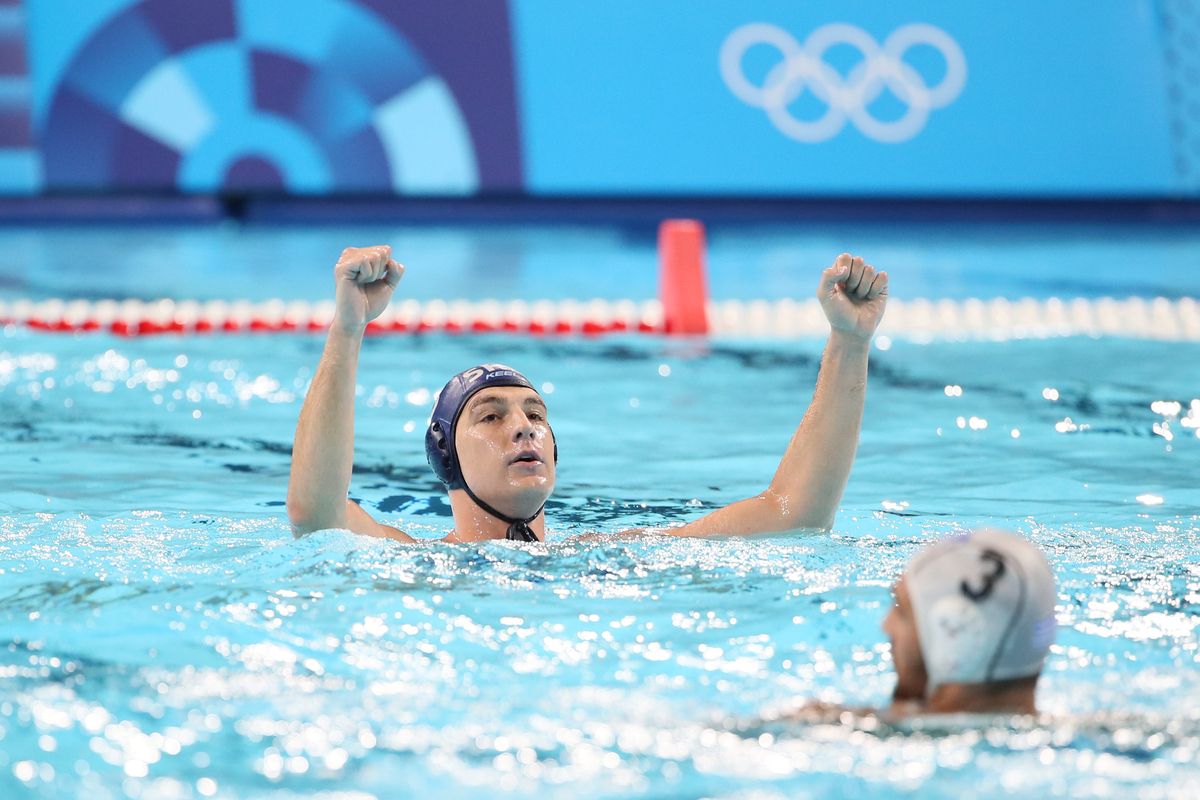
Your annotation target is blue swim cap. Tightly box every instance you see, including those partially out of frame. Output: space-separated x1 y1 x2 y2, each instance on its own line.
425 364 557 540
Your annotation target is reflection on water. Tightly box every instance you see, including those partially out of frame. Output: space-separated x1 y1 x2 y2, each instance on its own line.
1 518 1198 799
1 331 1199 798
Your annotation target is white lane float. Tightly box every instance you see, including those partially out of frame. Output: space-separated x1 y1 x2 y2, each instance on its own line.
2 221 1197 341
1 296 1199 341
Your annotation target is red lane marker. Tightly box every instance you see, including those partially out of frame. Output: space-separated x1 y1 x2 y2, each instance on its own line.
8 304 684 336
10 319 673 336
658 219 709 336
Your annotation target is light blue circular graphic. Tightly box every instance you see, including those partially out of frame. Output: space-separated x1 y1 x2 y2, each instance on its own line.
41 0 479 194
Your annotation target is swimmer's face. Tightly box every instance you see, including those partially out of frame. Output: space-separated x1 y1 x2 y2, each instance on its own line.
883 577 929 702
455 386 555 519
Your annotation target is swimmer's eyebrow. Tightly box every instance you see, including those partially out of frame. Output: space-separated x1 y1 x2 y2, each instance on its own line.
466 393 546 413
466 393 508 412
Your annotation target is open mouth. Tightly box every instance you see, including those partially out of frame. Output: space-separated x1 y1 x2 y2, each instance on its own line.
510 451 542 465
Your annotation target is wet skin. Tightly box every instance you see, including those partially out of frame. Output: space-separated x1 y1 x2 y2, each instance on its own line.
454 386 556 521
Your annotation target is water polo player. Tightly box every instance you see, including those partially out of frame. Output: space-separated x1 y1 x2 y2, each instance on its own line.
286 244 888 542
766 528 1057 727
880 528 1058 718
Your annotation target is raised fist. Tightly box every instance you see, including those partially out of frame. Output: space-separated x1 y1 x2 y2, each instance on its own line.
817 253 888 341
332 245 404 334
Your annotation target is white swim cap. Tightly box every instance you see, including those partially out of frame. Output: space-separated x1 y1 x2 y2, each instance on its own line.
906 528 1057 692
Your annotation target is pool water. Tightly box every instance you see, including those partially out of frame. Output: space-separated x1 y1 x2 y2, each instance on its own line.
4 219 1200 304
1 325 1198 799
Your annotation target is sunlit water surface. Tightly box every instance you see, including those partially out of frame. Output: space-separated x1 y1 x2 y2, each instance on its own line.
1 330 1198 799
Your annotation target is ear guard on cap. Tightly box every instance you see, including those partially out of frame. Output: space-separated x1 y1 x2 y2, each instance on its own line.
426 420 458 488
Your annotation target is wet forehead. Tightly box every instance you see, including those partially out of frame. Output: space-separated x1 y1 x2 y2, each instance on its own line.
466 386 545 412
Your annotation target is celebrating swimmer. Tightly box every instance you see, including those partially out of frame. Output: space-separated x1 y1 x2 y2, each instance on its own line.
286 245 888 542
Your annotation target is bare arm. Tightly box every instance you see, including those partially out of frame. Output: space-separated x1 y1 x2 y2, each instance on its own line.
668 254 888 537
286 246 412 541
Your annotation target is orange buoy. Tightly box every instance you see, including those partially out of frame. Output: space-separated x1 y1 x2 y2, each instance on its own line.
658 219 709 335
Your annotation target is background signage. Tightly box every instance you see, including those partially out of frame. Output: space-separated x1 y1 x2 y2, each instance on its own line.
0 0 1181 197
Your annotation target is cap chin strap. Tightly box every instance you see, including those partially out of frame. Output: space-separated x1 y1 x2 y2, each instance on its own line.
460 482 543 542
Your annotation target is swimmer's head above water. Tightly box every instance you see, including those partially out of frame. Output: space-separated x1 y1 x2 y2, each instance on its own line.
883 528 1057 716
426 364 557 541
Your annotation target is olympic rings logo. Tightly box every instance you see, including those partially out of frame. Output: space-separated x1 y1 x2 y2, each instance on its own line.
720 22 967 143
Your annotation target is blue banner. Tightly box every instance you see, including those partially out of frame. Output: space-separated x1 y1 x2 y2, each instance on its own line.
512 0 1176 195
0 0 1184 197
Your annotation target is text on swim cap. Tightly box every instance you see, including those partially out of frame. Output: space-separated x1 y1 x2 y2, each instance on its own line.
960 549 1006 602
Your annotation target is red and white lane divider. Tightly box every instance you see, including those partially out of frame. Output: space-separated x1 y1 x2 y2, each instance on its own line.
2 296 1199 341
0 297 663 336
1 221 1198 341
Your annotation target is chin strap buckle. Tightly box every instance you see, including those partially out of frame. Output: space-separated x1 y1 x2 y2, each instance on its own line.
506 521 539 542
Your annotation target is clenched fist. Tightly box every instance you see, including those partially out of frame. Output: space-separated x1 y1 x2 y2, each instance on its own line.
332 245 404 334
817 253 888 341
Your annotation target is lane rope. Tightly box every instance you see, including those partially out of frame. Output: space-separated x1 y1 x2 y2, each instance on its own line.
1 297 1198 342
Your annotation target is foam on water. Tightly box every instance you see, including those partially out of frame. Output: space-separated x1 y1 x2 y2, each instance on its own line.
1 330 1199 799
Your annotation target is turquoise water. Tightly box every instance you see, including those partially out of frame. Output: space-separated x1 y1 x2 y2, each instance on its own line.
1 324 1199 799
3 220 1200 303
